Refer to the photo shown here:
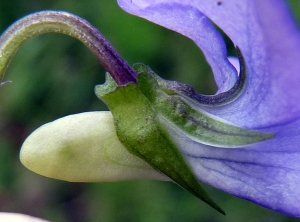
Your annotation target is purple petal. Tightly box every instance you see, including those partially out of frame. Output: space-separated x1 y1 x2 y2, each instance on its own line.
118 0 300 216
118 0 300 128
118 0 238 94
173 117 300 216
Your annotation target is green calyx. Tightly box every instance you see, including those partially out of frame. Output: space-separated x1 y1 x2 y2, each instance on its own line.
95 73 225 215
134 63 273 147
95 64 273 214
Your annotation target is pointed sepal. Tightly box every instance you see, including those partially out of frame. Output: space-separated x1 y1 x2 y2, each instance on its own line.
95 73 225 215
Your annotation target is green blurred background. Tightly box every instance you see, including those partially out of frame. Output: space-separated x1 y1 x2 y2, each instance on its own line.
0 0 299 221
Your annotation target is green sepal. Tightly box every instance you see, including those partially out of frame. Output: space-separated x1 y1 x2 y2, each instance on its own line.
134 47 246 106
134 63 273 148
95 64 273 214
95 73 225 215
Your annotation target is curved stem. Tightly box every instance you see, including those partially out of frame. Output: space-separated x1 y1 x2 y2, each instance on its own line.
0 11 137 85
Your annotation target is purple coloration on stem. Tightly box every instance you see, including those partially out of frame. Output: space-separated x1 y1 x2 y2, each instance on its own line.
117 0 300 217
0 11 136 86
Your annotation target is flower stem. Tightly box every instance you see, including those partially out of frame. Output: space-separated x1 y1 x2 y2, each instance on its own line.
0 11 137 86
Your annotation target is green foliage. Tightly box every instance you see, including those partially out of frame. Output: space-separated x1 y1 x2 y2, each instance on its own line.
0 0 299 221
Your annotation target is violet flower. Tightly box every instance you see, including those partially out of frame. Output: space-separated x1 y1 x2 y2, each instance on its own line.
116 0 300 216
0 0 299 218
